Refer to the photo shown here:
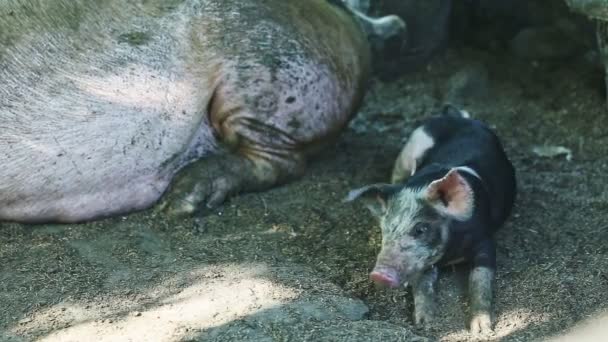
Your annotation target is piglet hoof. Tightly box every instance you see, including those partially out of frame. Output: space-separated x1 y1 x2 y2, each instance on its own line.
469 312 493 335
414 305 435 329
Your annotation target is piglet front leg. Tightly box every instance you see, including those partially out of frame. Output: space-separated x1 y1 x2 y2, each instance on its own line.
469 240 496 335
411 266 438 327
469 266 494 334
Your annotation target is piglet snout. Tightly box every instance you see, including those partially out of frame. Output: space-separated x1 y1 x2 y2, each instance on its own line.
370 268 400 288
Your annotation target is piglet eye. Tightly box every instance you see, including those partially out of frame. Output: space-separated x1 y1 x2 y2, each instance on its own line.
413 223 428 237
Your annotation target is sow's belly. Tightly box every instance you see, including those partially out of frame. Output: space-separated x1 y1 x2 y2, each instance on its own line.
0 69 217 222
0 6 217 222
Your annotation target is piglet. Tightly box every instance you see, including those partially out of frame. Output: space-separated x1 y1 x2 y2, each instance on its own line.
345 105 516 334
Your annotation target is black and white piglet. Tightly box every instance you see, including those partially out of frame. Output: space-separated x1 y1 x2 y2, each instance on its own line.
345 105 516 334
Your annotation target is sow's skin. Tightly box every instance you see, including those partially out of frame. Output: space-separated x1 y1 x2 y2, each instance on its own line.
0 0 384 223
346 106 516 334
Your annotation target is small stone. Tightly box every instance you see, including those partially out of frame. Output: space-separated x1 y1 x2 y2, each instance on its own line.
133 311 142 317
18 317 32 325
332 297 369 321
532 145 573 161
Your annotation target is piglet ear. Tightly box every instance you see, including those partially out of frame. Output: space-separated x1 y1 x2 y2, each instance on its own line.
344 183 401 217
424 169 474 221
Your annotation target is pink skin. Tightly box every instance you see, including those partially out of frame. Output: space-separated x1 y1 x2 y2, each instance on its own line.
369 241 420 289
369 247 410 288
370 255 436 289
370 268 400 288
369 242 434 288
0 0 371 223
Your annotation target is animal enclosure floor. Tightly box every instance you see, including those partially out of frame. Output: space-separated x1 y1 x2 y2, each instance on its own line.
1 47 608 342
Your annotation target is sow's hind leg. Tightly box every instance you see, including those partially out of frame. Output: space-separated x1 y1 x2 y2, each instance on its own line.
156 0 368 220
157 86 309 218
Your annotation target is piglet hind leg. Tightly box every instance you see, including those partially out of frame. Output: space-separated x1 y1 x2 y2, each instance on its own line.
411 266 438 328
468 240 497 335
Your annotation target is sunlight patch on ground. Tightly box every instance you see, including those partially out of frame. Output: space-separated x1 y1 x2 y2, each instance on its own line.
441 308 550 342
546 310 608 342
13 263 298 342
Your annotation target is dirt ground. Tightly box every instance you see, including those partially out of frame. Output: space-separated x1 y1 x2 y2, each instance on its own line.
2 41 608 341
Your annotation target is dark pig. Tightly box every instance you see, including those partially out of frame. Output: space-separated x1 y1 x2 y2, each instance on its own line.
368 0 452 80
345 106 516 334
368 0 534 79
0 0 404 223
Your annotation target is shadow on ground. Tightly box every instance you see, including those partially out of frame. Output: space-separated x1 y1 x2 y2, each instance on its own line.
2 41 608 342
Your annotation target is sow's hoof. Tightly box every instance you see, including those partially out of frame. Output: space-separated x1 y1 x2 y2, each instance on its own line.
156 156 243 218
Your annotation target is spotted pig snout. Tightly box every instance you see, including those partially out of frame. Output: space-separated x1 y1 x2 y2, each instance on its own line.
370 267 400 288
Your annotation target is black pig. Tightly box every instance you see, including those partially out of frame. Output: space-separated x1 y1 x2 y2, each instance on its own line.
346 105 516 334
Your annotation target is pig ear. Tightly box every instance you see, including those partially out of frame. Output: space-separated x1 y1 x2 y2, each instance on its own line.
424 169 474 221
344 183 401 217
